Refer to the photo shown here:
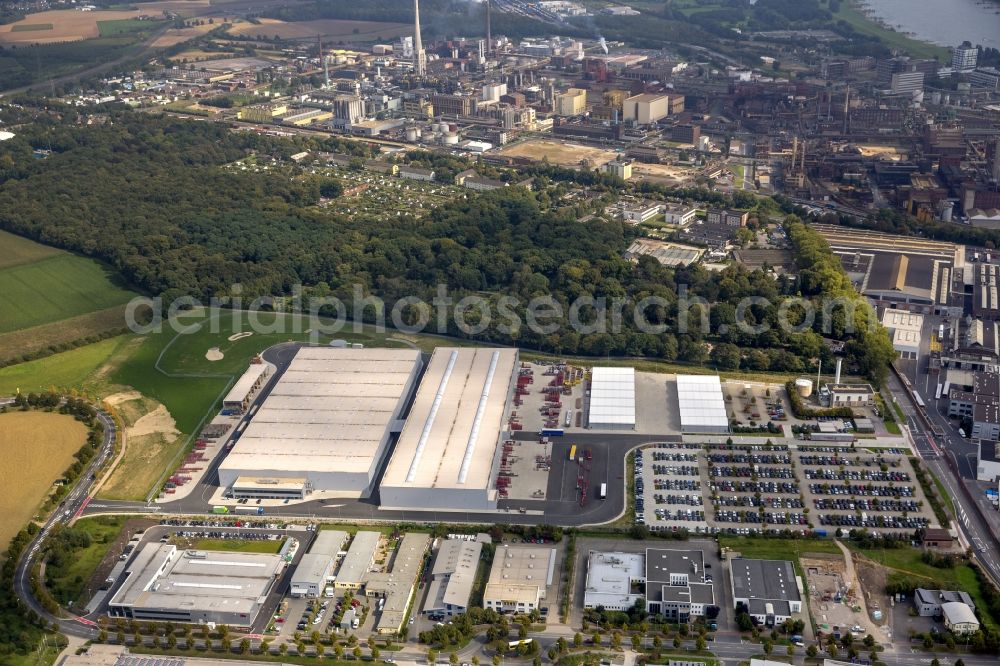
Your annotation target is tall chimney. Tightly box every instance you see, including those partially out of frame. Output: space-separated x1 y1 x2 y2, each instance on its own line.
413 0 426 76
835 358 843 385
843 85 850 135
992 137 1000 184
486 0 492 57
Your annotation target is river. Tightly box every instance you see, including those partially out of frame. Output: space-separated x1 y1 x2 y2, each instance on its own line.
857 0 1000 52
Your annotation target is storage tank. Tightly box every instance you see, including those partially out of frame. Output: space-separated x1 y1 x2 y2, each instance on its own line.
449 123 458 133
795 378 814 398
443 132 460 145
405 127 418 142
938 200 954 222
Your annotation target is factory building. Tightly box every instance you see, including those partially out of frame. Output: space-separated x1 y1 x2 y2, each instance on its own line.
335 531 381 590
379 347 518 511
218 347 423 500
582 551 644 611
588 367 636 430
881 310 923 360
483 545 557 614
622 93 671 124
730 559 802 626
364 533 430 634
645 549 715 621
222 362 271 414
289 530 348 597
108 544 284 626
676 375 729 434
424 538 484 617
555 88 587 116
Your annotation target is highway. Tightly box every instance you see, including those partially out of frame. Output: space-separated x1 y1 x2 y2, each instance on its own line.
6 397 118 640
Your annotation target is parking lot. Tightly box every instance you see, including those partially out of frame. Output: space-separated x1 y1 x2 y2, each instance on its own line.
633 442 939 535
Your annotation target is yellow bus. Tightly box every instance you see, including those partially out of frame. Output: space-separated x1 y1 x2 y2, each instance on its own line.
568 444 577 461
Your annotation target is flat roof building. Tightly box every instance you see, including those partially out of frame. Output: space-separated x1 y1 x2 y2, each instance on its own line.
676 375 729 433
290 553 334 598
365 532 430 634
335 531 381 590
730 558 802 626
588 367 636 430
424 538 483 617
379 347 518 511
310 530 350 557
646 549 715 621
218 347 423 499
222 363 271 414
882 310 923 360
483 545 557 614
108 544 284 626
583 551 644 611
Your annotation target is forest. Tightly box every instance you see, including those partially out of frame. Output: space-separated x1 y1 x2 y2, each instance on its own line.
0 113 894 383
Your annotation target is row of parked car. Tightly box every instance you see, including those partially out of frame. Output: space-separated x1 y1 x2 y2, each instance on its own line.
803 469 910 482
707 453 791 465
817 514 929 529
653 478 701 491
808 483 916 497
714 510 809 526
654 493 704 506
709 466 794 479
712 495 804 509
711 480 800 494
650 452 698 462
798 455 901 468
813 498 921 512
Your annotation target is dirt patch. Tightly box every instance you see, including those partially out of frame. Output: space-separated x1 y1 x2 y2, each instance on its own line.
0 9 149 45
129 404 179 440
205 346 224 361
854 553 892 628
103 391 142 407
500 139 618 168
227 331 253 342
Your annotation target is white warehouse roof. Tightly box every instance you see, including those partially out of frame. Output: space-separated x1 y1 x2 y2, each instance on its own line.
379 347 517 509
676 374 729 432
589 367 636 428
218 347 422 494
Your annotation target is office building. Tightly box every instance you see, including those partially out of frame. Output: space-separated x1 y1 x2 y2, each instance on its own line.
729 559 802 626
483 545 557 613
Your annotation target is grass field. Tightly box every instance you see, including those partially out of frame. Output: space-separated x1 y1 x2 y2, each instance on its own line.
45 515 125 607
0 229 63 270
11 23 53 32
0 412 88 551
852 546 997 629
97 18 152 37
98 431 180 501
0 335 129 397
0 254 135 334
0 304 128 365
189 537 284 554
718 536 841 560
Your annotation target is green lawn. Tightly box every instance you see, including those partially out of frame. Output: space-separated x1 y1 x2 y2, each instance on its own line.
718 536 841 560
46 516 126 607
10 23 53 32
0 335 129 396
0 229 63 270
97 19 152 37
190 538 284 554
0 254 135 334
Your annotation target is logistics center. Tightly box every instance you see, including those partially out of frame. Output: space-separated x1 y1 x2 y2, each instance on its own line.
217 347 424 500
379 347 519 511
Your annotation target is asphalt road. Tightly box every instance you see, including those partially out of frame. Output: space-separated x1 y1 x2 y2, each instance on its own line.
4 397 117 640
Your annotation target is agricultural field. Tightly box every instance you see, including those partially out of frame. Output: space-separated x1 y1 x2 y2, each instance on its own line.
226 18 411 42
0 9 154 45
0 412 88 549
0 231 135 363
499 139 618 168
0 336 130 397
149 21 219 48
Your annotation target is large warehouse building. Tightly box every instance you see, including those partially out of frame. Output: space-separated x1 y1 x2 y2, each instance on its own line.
379 347 518 511
218 347 423 499
676 374 729 434
108 544 284 626
588 367 636 430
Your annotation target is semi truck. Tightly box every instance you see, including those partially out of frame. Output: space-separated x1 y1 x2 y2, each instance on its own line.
234 505 265 516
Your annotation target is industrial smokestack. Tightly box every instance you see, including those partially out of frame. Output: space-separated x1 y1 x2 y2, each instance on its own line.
835 358 843 385
413 0 426 76
599 36 608 54
486 0 492 57
992 137 1000 184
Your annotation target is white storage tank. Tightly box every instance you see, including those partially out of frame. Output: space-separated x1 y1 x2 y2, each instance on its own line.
405 127 418 142
443 133 460 145
795 378 814 398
